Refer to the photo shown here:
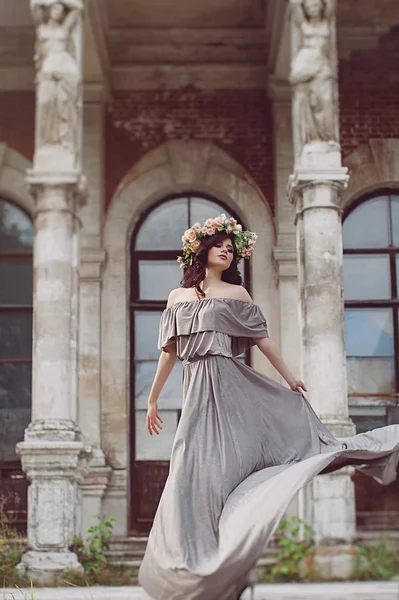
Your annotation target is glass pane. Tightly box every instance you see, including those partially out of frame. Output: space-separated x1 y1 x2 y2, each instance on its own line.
135 409 178 460
0 407 30 461
0 362 32 460
391 195 399 247
0 363 32 410
190 197 231 226
343 255 391 300
0 260 33 305
347 356 394 396
345 308 393 357
0 200 33 253
0 312 32 360
135 199 188 250
135 360 182 409
134 311 163 359
349 406 387 434
343 197 390 249
139 260 182 300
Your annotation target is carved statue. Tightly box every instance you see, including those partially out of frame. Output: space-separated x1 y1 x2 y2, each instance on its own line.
289 0 339 154
31 1 82 153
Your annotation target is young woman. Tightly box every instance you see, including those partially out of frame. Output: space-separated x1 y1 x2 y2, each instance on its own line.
138 214 399 600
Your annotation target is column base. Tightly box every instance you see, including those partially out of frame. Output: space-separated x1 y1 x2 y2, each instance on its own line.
24 418 81 442
320 415 357 438
300 544 357 580
16 550 83 585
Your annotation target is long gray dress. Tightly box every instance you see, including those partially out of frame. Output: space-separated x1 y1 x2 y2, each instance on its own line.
138 298 399 600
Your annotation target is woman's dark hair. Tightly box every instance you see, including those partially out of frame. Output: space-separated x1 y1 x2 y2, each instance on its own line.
180 231 243 299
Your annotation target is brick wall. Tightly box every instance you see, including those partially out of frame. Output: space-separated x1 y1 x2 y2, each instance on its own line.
339 27 399 158
0 92 35 161
105 89 274 213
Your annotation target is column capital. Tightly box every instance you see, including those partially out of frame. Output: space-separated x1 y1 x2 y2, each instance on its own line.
272 245 298 279
288 168 349 209
26 172 88 213
80 248 107 281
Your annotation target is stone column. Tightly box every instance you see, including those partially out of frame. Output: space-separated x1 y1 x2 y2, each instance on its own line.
16 0 90 583
79 89 111 534
269 79 305 524
288 0 356 579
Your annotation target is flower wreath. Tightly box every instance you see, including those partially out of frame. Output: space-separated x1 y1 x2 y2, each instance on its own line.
177 213 258 269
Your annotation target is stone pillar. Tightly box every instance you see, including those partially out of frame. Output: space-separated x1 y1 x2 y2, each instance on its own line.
79 89 111 534
288 0 357 578
16 0 90 583
269 80 304 522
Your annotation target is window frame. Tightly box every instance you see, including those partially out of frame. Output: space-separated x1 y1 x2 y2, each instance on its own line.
343 189 399 408
0 198 33 533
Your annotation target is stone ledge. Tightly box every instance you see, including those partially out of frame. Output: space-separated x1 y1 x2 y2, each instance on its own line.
2 582 398 600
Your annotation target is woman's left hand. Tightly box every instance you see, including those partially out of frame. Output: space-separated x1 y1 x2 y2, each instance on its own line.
289 378 307 393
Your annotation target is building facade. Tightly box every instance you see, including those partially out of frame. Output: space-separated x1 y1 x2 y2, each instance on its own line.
0 0 399 580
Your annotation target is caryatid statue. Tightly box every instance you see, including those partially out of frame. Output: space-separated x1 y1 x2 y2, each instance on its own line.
31 0 83 161
289 0 340 157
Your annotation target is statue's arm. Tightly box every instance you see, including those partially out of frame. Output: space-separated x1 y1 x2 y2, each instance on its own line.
325 0 337 21
64 7 80 32
31 5 44 25
290 0 305 25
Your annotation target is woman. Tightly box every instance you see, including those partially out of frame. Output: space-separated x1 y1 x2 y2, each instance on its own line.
138 214 399 600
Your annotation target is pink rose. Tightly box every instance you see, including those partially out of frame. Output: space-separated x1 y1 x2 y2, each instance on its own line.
226 226 232 234
249 239 255 245
193 223 201 231
201 227 207 234
207 227 216 235
192 240 200 250
184 228 197 243
205 218 214 226
214 216 224 226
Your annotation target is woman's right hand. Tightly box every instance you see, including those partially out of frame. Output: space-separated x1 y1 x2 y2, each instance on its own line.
147 401 163 436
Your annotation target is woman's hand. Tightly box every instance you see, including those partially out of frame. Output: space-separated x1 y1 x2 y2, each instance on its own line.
288 378 307 394
147 402 163 436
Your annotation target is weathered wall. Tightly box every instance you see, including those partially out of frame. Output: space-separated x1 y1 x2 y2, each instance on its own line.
105 89 275 213
0 92 34 161
339 28 399 158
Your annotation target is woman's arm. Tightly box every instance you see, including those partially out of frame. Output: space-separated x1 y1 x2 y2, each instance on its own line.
147 289 180 435
254 337 307 393
146 346 177 436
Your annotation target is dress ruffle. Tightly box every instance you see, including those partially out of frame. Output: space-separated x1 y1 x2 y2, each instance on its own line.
158 297 269 357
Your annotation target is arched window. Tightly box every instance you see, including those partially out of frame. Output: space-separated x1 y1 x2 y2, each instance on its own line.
128 194 249 534
0 198 33 532
343 191 399 531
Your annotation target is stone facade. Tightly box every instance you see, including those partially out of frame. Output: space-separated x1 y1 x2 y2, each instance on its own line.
0 0 398 581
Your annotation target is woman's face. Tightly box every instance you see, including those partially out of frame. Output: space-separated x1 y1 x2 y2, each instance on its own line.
49 3 66 22
303 0 323 19
207 237 234 271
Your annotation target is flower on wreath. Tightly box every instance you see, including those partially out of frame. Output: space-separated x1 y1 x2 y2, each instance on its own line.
177 213 258 269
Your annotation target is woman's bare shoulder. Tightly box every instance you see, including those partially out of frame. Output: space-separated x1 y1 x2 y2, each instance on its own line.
224 284 254 303
166 288 196 308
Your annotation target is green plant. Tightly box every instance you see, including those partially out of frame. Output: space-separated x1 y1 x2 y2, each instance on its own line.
72 515 117 576
354 537 399 581
269 516 313 582
0 492 26 588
